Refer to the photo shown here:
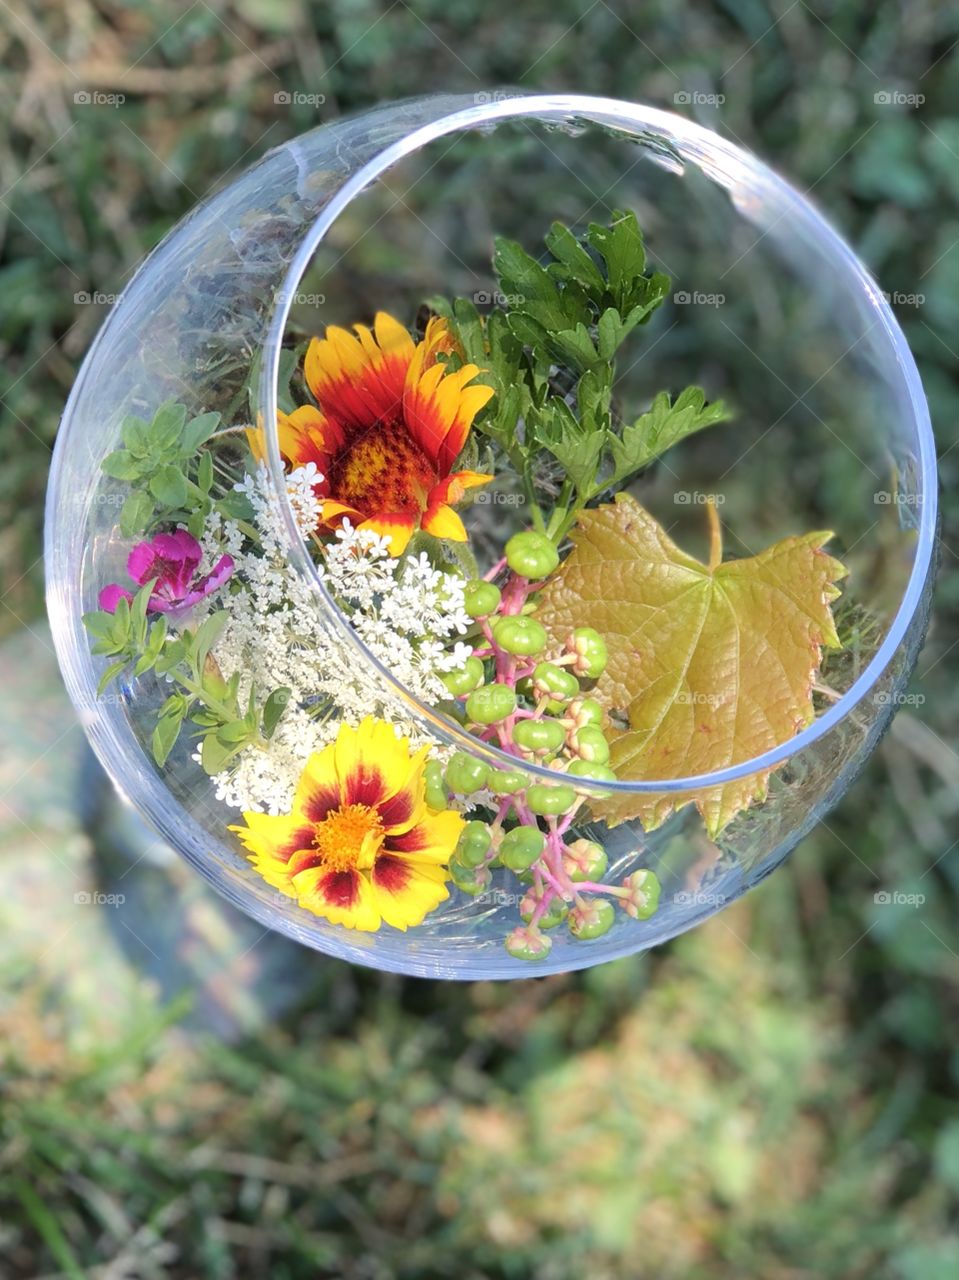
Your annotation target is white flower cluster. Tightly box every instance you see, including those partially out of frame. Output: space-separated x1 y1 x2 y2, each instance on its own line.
196 465 470 815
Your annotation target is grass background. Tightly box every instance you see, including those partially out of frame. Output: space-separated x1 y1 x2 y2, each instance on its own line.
1 1 957 1275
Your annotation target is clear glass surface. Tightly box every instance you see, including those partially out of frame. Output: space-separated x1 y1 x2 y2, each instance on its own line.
46 93 937 977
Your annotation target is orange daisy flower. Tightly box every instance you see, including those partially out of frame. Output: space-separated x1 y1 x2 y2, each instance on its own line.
230 717 464 932
277 312 494 554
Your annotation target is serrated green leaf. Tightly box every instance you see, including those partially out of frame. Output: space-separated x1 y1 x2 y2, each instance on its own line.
149 465 188 508
608 387 732 486
545 220 607 293
538 495 846 836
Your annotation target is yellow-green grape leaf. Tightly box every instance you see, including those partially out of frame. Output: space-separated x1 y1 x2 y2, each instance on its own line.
538 494 847 835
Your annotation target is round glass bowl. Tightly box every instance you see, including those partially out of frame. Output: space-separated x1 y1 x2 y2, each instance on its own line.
46 93 936 978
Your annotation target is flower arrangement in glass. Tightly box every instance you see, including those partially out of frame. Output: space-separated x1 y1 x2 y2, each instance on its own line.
47 95 936 977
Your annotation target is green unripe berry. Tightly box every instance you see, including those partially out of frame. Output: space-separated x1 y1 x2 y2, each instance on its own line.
566 760 618 783
504 924 552 961
464 579 501 618
513 717 567 756
621 869 662 920
563 838 608 883
444 752 491 795
423 760 449 811
488 767 527 795
570 724 610 764
526 782 577 815
499 824 546 871
504 530 560 580
519 890 569 930
568 897 616 940
532 661 580 702
450 857 492 896
492 615 548 656
567 627 608 678
441 656 485 696
566 697 604 728
455 820 493 868
465 682 517 725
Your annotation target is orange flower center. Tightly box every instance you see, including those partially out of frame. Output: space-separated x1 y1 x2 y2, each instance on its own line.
330 420 437 516
313 802 384 873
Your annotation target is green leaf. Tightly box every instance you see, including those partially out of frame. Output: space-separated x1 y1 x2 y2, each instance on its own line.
197 450 214 494
148 401 188 451
181 410 221 455
82 609 117 642
97 659 128 696
154 637 187 675
262 687 292 739
133 616 168 676
217 719 255 744
101 450 143 481
119 489 154 538
201 732 237 776
608 387 732 486
129 581 154 647
216 490 256 521
545 220 606 293
149 465 188 508
537 495 846 835
120 414 151 456
152 705 185 767
193 610 229 673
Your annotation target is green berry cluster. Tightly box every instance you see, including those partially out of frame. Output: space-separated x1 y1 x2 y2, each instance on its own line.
430 527 662 960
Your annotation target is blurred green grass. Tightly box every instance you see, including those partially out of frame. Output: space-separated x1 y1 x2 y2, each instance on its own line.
0 1 957 1275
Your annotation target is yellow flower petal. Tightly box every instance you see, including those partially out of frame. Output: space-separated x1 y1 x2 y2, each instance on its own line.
370 856 450 930
383 807 465 864
293 866 382 931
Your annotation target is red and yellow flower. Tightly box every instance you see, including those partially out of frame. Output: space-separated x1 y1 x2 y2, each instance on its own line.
277 311 494 554
230 717 464 931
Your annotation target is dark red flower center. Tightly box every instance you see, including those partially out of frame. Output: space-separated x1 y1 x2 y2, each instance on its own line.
329 420 437 515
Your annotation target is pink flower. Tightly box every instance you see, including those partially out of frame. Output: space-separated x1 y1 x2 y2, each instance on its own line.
98 529 234 616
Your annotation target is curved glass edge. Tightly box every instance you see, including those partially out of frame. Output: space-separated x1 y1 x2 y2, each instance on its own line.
259 90 938 796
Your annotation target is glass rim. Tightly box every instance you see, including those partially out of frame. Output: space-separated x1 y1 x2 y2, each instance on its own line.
260 89 938 797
